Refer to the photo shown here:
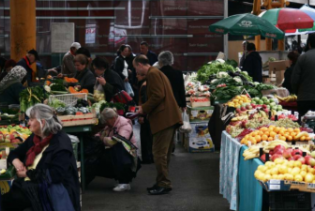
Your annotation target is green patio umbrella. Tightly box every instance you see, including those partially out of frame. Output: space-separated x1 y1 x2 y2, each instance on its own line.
209 13 285 40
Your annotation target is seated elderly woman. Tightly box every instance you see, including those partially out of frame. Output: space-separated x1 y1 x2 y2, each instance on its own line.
85 108 137 192
1 104 80 211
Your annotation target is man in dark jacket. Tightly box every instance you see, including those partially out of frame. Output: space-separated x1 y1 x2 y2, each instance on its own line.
158 51 186 110
291 33 315 120
241 43 262 82
140 41 158 66
93 57 125 102
16 49 39 85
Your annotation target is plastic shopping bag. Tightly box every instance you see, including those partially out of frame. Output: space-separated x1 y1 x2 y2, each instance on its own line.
179 112 192 133
133 120 141 159
124 82 134 97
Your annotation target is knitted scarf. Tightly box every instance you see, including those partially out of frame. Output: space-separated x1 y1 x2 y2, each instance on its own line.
25 134 53 167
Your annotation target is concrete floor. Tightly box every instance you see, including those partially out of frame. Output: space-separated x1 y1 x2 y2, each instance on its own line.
82 146 231 211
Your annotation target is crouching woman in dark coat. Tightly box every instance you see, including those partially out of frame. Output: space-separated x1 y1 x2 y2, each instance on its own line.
1 104 80 211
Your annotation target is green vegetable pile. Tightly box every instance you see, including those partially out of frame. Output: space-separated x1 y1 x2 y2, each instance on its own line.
50 79 67 92
195 59 275 101
20 87 49 112
197 61 235 83
48 98 66 109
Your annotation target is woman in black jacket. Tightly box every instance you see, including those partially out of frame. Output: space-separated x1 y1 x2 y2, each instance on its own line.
74 54 95 93
283 51 299 94
1 104 80 211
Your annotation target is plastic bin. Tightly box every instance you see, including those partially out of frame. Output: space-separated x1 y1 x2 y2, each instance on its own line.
269 191 311 211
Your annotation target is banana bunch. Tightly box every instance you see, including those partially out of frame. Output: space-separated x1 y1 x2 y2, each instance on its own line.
243 146 260 160
263 140 288 151
276 95 297 102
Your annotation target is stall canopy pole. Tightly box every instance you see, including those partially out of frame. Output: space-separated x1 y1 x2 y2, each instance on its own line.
253 0 262 50
10 0 36 78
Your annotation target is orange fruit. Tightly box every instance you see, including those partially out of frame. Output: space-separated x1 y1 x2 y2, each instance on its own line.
255 135 262 143
291 132 296 137
260 127 268 132
261 135 268 141
279 136 286 141
268 137 274 141
294 128 300 133
270 131 277 138
300 136 306 141
274 127 280 133
287 136 293 141
258 131 263 136
287 128 293 132
264 131 270 136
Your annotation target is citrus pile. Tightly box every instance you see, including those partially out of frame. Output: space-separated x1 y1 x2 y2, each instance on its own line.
240 126 309 146
255 159 315 183
226 94 251 107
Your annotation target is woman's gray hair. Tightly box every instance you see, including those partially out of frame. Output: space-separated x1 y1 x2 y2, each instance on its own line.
29 104 62 136
101 108 118 124
158 51 174 67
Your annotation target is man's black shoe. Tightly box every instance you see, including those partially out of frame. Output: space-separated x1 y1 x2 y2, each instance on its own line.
148 186 172 195
146 184 158 191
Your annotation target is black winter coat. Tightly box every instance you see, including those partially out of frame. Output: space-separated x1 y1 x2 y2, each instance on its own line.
283 64 295 94
101 68 125 102
241 51 262 82
75 68 96 93
113 55 127 80
8 131 80 211
0 82 24 105
160 65 186 108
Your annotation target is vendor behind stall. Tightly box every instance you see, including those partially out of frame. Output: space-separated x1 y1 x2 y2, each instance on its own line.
74 54 95 93
241 43 262 82
0 66 26 105
282 51 299 94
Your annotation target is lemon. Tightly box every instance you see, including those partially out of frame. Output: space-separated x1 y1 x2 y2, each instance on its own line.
258 165 268 173
294 174 303 182
294 161 302 168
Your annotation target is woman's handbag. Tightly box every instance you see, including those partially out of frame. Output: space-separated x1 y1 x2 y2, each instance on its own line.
44 170 75 211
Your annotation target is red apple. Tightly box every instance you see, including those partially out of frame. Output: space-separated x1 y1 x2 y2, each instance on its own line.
293 154 302 161
271 154 283 161
305 155 313 165
269 150 275 156
283 149 293 159
298 157 306 164
262 104 267 109
292 149 303 156
274 145 285 155
287 157 294 161
260 154 266 162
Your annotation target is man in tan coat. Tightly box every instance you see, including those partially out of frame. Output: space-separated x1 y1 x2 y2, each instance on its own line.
134 55 182 195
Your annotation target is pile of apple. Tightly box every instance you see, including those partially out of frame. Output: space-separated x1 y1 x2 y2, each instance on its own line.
252 96 283 112
260 145 315 166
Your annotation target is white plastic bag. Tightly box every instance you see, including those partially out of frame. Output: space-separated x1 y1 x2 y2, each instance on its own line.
124 82 134 97
133 120 141 159
179 112 192 133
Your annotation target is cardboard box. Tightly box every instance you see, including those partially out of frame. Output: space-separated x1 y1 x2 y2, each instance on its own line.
187 123 215 153
187 106 213 122
259 179 315 193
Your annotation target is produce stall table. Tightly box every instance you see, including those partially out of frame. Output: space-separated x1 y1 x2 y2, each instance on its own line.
63 125 93 192
220 131 264 211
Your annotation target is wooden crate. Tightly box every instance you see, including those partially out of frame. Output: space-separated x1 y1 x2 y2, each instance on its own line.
58 111 98 127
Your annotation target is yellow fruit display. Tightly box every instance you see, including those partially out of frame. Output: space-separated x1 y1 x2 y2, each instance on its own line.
226 95 251 108
254 160 315 184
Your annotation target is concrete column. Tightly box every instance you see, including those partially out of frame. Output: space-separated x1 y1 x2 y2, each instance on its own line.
10 0 36 61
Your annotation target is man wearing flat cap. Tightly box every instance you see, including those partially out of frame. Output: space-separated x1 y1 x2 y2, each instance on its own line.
58 42 81 78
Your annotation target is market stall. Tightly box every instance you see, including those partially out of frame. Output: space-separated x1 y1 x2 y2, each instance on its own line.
0 76 128 196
